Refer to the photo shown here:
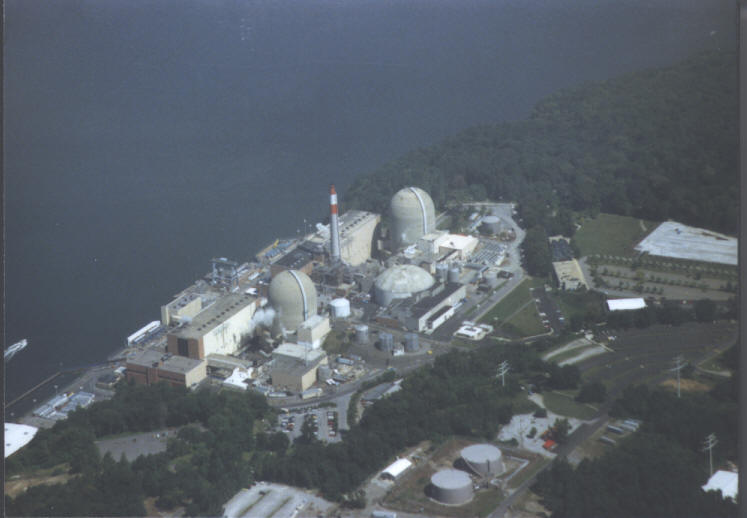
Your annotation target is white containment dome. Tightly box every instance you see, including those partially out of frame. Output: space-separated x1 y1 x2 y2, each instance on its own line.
430 469 473 505
269 270 318 332
375 264 435 306
330 298 351 319
390 186 436 249
460 444 504 476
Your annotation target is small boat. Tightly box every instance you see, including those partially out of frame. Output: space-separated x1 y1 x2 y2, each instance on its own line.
4 339 28 361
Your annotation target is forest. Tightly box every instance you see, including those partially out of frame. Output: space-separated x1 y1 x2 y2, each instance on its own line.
533 344 739 518
344 51 737 236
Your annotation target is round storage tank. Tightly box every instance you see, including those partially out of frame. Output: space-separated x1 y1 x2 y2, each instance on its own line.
480 215 502 235
269 270 318 332
436 262 449 282
448 266 461 284
375 264 435 306
330 298 351 319
390 187 436 249
430 469 473 505
404 332 419 352
460 444 504 476
355 324 370 344
378 332 394 352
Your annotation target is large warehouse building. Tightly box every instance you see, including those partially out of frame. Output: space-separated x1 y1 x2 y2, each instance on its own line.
404 283 466 332
270 343 328 393
126 349 207 388
166 293 258 359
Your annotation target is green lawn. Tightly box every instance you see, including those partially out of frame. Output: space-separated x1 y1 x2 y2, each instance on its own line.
479 278 534 324
573 213 657 257
508 457 551 490
541 391 598 420
502 304 546 337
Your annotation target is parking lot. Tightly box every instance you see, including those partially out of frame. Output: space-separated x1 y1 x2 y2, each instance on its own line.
95 429 172 462
278 407 342 443
530 286 566 333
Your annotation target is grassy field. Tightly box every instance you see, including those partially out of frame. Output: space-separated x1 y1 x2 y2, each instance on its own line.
541 391 598 420
507 457 551 490
573 213 657 257
479 279 533 324
321 329 351 355
502 304 546 337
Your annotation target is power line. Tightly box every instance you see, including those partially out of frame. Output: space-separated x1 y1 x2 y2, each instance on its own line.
702 433 718 477
670 355 686 398
496 360 510 387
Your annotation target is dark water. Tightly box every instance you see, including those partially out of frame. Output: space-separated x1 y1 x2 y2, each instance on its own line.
4 0 735 403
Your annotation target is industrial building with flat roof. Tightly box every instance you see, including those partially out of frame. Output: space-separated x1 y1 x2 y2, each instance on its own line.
606 298 647 311
126 349 207 388
552 259 588 290
270 344 328 393
404 283 466 332
166 293 257 359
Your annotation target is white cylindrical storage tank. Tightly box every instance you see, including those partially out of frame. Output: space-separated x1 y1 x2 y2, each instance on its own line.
404 332 419 352
390 186 436 250
460 444 504 476
436 263 449 282
378 332 394 352
355 324 370 344
269 270 318 332
375 264 435 306
448 266 461 284
330 298 351 319
430 469 473 505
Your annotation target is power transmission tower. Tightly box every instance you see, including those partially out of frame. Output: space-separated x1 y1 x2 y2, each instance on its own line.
496 361 510 387
702 433 718 477
670 355 686 398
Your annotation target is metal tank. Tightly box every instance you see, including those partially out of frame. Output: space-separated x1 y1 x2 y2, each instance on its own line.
430 469 473 505
268 270 317 332
355 324 370 344
436 262 449 282
375 264 435 306
448 265 461 284
404 332 419 352
480 215 502 235
460 444 504 476
317 365 333 381
390 186 436 250
378 332 394 352
330 298 351 318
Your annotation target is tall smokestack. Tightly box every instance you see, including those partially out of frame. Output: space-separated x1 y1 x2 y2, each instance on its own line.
329 184 341 262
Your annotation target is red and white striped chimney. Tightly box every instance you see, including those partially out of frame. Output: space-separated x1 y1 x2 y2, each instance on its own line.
329 184 341 262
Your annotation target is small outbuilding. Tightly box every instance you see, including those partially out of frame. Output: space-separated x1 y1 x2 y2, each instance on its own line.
380 458 413 481
702 470 738 502
606 298 647 311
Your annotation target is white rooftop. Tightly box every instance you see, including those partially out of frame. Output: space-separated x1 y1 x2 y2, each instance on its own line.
5 422 38 458
381 458 413 479
702 470 738 501
635 221 737 266
223 367 254 391
272 343 326 363
606 298 647 311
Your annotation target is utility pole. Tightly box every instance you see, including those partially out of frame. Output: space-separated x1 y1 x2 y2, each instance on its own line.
496 361 510 387
670 355 686 398
702 433 718 477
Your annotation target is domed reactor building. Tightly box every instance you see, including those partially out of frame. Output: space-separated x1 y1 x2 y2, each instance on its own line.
374 264 435 306
268 269 317 333
390 186 436 250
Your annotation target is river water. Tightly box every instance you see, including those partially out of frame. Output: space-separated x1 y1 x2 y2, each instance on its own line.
3 0 735 404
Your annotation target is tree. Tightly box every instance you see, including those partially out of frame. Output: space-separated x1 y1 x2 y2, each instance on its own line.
553 418 571 444
576 381 607 403
694 299 717 322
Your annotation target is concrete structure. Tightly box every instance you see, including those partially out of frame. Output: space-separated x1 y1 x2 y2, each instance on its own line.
270 344 328 393
404 332 419 352
270 248 314 278
552 259 588 290
330 298 351 318
702 470 738 502
126 349 207 388
430 469 473 505
5 423 38 458
375 264 435 306
390 187 436 249
329 184 342 262
222 367 254 391
297 314 331 349
381 458 413 480
269 270 317 332
161 292 203 327
460 444 504 476
635 221 737 266
166 293 257 359
417 232 479 261
300 210 380 266
378 332 394 352
355 324 370 344
405 283 466 332
606 298 647 311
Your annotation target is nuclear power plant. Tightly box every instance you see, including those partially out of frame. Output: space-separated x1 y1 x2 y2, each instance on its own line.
124 181 514 405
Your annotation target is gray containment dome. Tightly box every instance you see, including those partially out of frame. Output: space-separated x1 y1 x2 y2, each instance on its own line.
269 270 317 332
404 332 419 352
430 469 473 505
375 264 435 306
390 186 436 249
460 444 504 476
